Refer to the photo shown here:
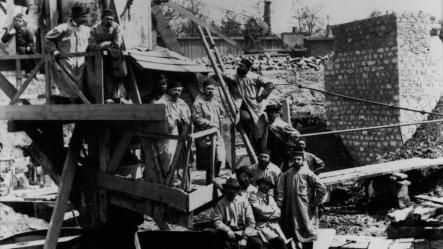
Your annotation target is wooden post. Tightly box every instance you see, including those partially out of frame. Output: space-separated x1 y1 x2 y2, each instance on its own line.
15 59 22 88
98 129 110 223
207 134 216 185
230 125 236 173
44 56 52 104
281 98 292 125
44 125 83 249
95 53 104 104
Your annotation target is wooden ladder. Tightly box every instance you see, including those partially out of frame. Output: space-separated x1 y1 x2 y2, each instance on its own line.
197 26 257 164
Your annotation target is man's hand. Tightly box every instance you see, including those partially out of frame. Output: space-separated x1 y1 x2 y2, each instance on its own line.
227 230 236 240
8 28 16 35
256 95 263 103
53 50 61 58
100 41 112 48
238 238 247 249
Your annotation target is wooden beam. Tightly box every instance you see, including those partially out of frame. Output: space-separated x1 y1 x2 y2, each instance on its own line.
44 125 83 249
52 61 91 104
0 104 166 121
165 124 190 186
187 183 219 212
28 142 60 185
190 127 217 139
127 62 142 104
152 5 184 54
10 60 44 104
98 129 111 223
207 134 216 185
97 172 188 212
281 98 291 125
107 132 133 173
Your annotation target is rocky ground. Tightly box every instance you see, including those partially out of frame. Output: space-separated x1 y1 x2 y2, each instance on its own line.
0 203 48 239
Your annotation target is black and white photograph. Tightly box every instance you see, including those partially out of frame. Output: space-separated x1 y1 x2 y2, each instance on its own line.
0 0 441 248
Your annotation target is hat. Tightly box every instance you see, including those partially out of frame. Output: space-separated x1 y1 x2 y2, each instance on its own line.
239 58 253 68
203 78 217 88
222 178 241 189
256 176 275 188
258 148 271 156
236 165 253 177
265 103 281 113
102 8 115 18
71 5 88 17
284 141 298 149
168 80 182 89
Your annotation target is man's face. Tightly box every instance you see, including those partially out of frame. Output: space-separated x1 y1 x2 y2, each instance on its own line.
299 140 306 151
258 182 271 194
236 63 250 76
284 147 295 160
237 172 251 188
73 14 88 25
14 17 24 28
157 74 167 94
203 85 215 99
169 87 182 101
223 187 238 201
258 153 270 168
294 156 304 168
267 111 279 122
102 15 114 28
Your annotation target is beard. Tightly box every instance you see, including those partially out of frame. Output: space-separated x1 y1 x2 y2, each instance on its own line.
205 92 214 99
237 68 248 76
238 179 250 188
171 93 180 101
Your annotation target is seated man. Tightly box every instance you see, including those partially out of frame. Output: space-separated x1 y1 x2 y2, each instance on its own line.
250 149 281 196
250 176 289 249
212 178 263 249
142 73 168 103
264 103 300 165
236 165 258 201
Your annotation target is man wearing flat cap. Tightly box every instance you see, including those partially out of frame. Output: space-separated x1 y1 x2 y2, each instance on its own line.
276 151 326 249
192 78 226 176
88 8 126 103
45 5 90 101
250 176 289 249
211 178 263 249
220 58 275 150
264 103 300 165
154 80 191 177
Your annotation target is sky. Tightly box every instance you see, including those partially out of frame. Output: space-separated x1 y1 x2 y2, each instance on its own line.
198 0 443 34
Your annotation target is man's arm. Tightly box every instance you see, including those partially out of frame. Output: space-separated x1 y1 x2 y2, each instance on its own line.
45 25 64 54
312 153 325 173
88 27 102 51
250 194 280 220
309 172 327 206
255 76 274 102
213 204 232 233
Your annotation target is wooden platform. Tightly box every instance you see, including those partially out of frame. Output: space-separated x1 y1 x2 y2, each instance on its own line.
319 157 443 185
0 104 166 121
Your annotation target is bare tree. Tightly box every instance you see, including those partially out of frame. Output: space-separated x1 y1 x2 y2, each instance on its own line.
291 0 326 36
162 0 208 37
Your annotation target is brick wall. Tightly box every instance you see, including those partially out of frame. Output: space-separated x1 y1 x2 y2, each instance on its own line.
325 13 443 165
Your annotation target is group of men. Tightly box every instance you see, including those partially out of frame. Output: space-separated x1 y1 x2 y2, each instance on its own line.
1 5 126 103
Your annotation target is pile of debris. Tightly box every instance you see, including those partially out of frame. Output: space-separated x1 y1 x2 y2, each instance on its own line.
387 196 443 239
194 54 331 72
0 203 48 239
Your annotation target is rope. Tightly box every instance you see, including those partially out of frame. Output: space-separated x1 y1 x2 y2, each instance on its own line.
274 83 443 117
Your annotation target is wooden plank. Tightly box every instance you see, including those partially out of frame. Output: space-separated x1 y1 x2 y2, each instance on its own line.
165 124 190 186
92 53 104 104
44 126 83 249
281 98 291 125
188 183 218 212
313 229 335 249
97 172 188 212
127 62 142 104
140 138 163 184
28 143 60 185
110 194 153 217
207 134 216 185
414 239 430 249
98 129 110 223
319 158 443 186
230 125 236 172
0 104 166 121
0 235 80 249
51 61 91 104
15 59 22 88
151 5 183 54
190 127 218 139
10 60 44 104
415 195 443 205
107 132 133 173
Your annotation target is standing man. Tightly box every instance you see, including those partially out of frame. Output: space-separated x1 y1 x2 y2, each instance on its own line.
236 165 258 201
192 78 226 176
250 149 281 195
298 139 325 174
212 178 263 249
250 176 289 249
276 151 326 249
88 8 126 103
221 58 274 149
45 5 90 101
142 73 168 103
154 80 191 176
264 103 300 165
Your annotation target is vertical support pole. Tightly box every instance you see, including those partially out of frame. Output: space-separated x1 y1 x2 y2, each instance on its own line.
98 128 110 223
44 56 51 104
230 125 236 173
44 125 83 249
95 53 104 104
207 133 216 185
16 59 22 88
281 98 292 125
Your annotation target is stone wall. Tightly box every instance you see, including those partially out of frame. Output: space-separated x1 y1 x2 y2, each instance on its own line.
325 13 443 165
